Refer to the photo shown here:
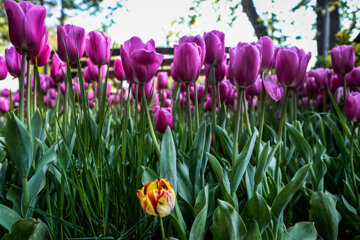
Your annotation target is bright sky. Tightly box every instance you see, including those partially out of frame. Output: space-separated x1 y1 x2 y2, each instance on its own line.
1 0 359 90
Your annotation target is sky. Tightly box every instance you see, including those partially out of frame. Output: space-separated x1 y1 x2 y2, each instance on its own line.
1 0 359 89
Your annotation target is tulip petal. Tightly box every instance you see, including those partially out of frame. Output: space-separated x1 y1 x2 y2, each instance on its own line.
5 0 26 50
24 5 46 50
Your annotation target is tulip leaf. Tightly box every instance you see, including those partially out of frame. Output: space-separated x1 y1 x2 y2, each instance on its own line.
337 199 360 232
0 204 21 231
230 130 257 193
286 123 313 162
216 125 233 161
189 122 207 185
141 166 159 185
271 164 310 220
189 185 209 240
210 200 247 240
310 191 341 240
244 219 261 240
241 192 271 233
160 127 177 193
283 222 317 240
4 113 33 178
177 160 194 205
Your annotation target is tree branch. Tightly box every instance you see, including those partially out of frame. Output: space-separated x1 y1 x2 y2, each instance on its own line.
241 0 268 38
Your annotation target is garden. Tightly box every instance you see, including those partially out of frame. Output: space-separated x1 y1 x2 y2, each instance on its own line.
0 0 360 239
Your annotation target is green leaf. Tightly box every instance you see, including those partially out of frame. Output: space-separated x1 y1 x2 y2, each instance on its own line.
337 199 360 232
286 123 313 162
3 218 37 240
216 125 233 161
271 164 310 220
189 185 209 240
160 127 177 193
230 131 257 193
241 192 271 233
31 220 50 240
244 219 261 240
283 222 317 240
0 204 21 231
177 160 194 205
141 166 158 185
30 110 43 142
310 191 341 240
210 200 247 240
4 113 33 178
189 122 207 185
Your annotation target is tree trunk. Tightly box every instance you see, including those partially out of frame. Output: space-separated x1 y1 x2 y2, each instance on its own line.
241 0 268 38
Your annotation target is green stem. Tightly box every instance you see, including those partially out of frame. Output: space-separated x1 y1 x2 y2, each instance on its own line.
322 89 327 112
19 50 27 122
349 123 358 202
141 84 161 158
193 82 199 131
343 74 347 112
292 92 297 123
119 80 123 115
199 63 214 113
186 83 193 147
256 80 267 158
63 75 69 134
26 58 31 127
55 84 61 140
211 72 217 131
159 216 166 240
98 65 103 111
243 90 252 135
22 177 29 217
32 59 37 114
275 87 290 185
232 89 243 163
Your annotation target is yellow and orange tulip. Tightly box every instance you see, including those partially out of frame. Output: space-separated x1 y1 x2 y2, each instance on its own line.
137 178 176 218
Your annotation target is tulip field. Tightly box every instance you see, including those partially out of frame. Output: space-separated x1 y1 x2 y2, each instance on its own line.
1 0 360 239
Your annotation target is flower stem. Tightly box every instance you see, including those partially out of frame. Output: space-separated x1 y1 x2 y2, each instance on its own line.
211 70 217 131
256 80 267 158
98 65 103 111
26 57 31 127
159 216 166 240
349 123 358 202
141 84 161 158
242 90 252 135
343 74 347 112
199 63 214 113
233 88 243 163
193 82 199 131
19 50 27 122
275 87 290 185
186 83 193 147
22 177 29 217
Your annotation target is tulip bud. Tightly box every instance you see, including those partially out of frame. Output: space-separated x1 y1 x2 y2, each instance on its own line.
1 89 10 97
229 42 261 88
203 30 225 65
157 72 168 90
51 54 66 82
179 35 206 65
205 55 227 83
256 36 274 71
0 56 8 80
346 67 360 88
263 75 283 102
57 24 86 64
85 31 111 66
155 107 174 133
113 58 126 81
331 45 355 75
173 42 202 83
5 0 47 52
219 81 229 102
5 46 26 77
131 79 154 102
0 97 10 113
137 178 176 218
345 91 360 122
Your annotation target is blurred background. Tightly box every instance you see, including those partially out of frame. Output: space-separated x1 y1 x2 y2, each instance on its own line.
0 0 359 88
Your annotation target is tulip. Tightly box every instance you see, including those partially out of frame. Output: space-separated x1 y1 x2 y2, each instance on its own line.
85 31 111 66
331 45 355 75
1 89 10 97
5 0 46 52
28 27 48 58
346 67 360 88
219 81 230 102
0 56 8 80
205 54 227 83
173 43 202 83
345 92 360 122
154 107 174 133
263 75 283 102
0 97 10 113
137 178 175 217
246 75 261 96
85 58 108 83
328 74 342 92
179 35 206 65
203 30 225 65
131 78 154 102
256 36 274 71
229 42 261 88
113 58 126 81
170 63 179 82
50 54 66 82
157 72 168 90
57 24 86 64
32 42 51 66
5 46 25 77
275 46 311 88
308 68 332 90
203 97 212 112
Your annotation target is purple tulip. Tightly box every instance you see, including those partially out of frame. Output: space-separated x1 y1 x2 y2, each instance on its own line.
157 72 168 90
256 36 274 71
197 85 206 101
275 46 311 88
219 81 230 102
32 42 51 66
0 56 8 80
0 97 10 113
245 75 261 96
331 45 355 75
308 68 331 90
173 42 202 83
179 35 206 65
5 0 46 52
5 46 26 77
170 63 179 82
263 75 283 102
203 30 225 65
346 67 360 88
204 97 212 112
306 76 318 94
28 27 48 57
229 42 261 88
57 24 86 64
154 107 174 133
334 87 345 105
50 54 66 82
113 58 126 81
345 91 360 122
85 31 111 66
328 74 343 92
85 58 107 83
1 89 10 97
205 55 227 83
131 78 154 102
